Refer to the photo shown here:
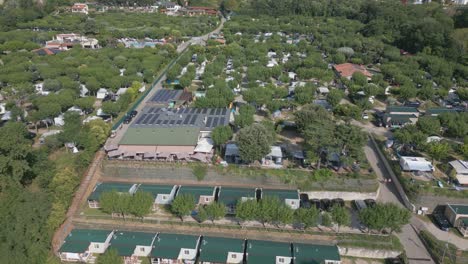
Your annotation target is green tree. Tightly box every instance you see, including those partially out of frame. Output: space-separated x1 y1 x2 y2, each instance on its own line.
256 196 279 227
427 142 450 164
360 203 411 234
352 72 368 86
171 194 195 221
417 116 441 135
131 191 153 218
326 89 344 107
211 125 233 151
236 124 274 163
236 199 258 226
204 202 226 223
330 205 350 232
102 101 120 117
234 105 255 128
197 206 208 223
74 97 95 113
321 213 332 227
96 248 123 264
99 191 121 216
294 208 319 229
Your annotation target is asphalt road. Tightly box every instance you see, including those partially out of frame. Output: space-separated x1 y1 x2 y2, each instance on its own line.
365 142 435 263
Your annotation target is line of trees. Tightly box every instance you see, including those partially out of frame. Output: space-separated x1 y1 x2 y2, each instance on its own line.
358 203 411 234
99 190 154 219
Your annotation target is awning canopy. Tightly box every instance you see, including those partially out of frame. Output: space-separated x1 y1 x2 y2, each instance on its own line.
104 145 118 152
143 152 156 159
157 152 170 158
191 152 207 162
194 138 214 153
108 150 122 158
123 151 136 158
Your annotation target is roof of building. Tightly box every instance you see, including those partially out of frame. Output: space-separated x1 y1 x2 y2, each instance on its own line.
386 106 419 113
426 108 457 115
198 236 245 263
400 156 433 172
109 231 156 256
383 113 418 124
333 63 372 78
149 89 183 104
151 233 199 259
218 187 256 206
119 127 200 146
88 182 137 201
131 106 230 131
59 229 111 253
262 189 299 201
138 184 176 198
293 243 341 264
72 3 88 8
32 47 62 56
447 204 468 215
177 186 215 203
246 240 292 264
449 160 468 174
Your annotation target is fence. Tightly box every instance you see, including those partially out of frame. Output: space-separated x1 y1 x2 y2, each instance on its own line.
417 229 468 264
111 45 190 130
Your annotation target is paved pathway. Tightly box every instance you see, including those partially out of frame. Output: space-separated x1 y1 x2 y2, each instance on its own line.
364 141 435 263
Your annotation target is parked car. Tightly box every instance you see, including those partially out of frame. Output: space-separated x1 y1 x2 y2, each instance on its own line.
432 214 450 231
353 200 367 212
320 199 331 211
123 116 132 124
364 199 376 208
331 198 344 208
130 110 138 117
299 194 311 209
310 199 320 210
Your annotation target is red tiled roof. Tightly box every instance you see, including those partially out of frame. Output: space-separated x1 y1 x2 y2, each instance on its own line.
72 3 87 9
333 63 373 78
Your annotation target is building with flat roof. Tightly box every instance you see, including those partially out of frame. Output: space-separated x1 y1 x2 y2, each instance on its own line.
151 233 200 263
176 185 216 206
115 106 231 161
138 184 178 209
148 89 193 106
198 236 245 264
444 204 468 237
87 183 139 208
218 187 257 214
449 160 468 187
383 106 419 128
425 108 457 117
59 229 114 262
293 243 341 264
246 240 293 264
261 189 300 209
108 231 157 262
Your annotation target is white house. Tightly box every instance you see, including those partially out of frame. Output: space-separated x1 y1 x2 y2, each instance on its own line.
262 146 283 167
151 234 200 263
80 84 89 97
96 88 108 99
59 229 114 262
137 184 178 210
71 3 89 15
262 189 300 210
399 156 434 172
449 160 468 187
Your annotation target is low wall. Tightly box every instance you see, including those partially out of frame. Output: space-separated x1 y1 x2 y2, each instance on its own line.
302 189 379 201
339 247 402 259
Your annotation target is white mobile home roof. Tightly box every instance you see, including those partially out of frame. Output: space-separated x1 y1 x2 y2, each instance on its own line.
400 156 433 172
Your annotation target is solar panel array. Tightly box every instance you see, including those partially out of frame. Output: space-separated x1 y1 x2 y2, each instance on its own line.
149 90 183 103
132 106 230 130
